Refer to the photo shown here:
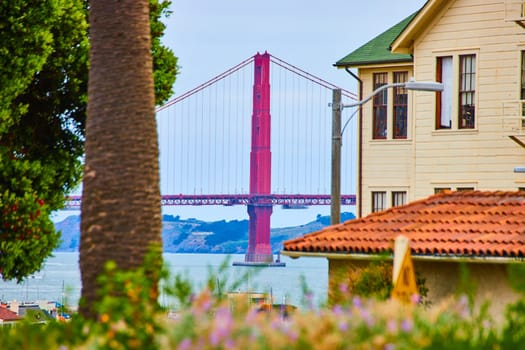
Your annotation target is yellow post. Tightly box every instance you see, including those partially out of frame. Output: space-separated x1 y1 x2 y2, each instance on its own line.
392 235 418 303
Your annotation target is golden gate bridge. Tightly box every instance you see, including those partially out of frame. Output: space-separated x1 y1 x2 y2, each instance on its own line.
68 52 358 266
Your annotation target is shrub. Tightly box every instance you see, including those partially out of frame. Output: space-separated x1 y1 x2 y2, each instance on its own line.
2 258 525 349
330 259 429 307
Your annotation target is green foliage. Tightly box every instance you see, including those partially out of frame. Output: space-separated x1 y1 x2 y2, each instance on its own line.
0 150 60 281
330 259 429 307
350 259 394 300
500 264 525 348
202 220 249 246
0 0 86 283
0 0 61 133
4 260 525 349
79 260 167 350
0 0 178 282
316 212 356 225
149 0 179 105
456 262 477 309
507 262 525 294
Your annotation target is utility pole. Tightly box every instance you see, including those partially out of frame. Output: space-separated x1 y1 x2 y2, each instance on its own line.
331 89 342 225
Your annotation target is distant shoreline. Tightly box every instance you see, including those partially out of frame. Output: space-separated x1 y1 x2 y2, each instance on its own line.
53 212 356 254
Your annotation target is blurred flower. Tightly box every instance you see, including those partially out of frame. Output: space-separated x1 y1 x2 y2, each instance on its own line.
210 306 234 346
359 308 374 327
178 338 192 350
191 289 213 316
338 320 349 332
401 318 413 333
353 296 362 309
387 319 397 333
457 295 470 319
384 343 395 350
332 304 343 315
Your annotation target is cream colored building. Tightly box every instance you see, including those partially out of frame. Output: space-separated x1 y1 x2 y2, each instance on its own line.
335 0 525 217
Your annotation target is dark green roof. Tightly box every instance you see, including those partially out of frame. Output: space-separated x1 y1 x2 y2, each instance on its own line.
335 12 418 67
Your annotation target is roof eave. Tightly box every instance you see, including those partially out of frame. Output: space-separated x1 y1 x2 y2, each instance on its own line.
391 0 448 54
281 250 525 264
334 57 413 69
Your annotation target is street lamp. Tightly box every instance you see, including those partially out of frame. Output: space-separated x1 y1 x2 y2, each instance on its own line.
331 79 443 225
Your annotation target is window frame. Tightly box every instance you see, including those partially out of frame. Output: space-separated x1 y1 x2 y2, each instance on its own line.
434 52 478 131
518 49 525 129
436 56 453 129
458 54 476 129
372 73 388 139
391 191 407 207
434 187 451 194
371 191 387 213
393 71 408 139
521 50 525 101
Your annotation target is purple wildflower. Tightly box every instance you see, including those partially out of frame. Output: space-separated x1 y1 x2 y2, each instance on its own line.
352 296 362 309
178 338 192 350
410 293 420 304
386 319 397 333
209 306 234 346
286 327 299 342
245 308 259 323
457 295 470 318
359 308 374 327
332 304 343 315
224 338 236 350
304 292 314 309
401 318 413 333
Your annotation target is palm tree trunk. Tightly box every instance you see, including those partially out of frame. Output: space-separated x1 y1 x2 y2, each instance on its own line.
80 0 162 318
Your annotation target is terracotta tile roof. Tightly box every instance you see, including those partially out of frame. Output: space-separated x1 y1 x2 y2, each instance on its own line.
283 191 525 259
0 307 21 322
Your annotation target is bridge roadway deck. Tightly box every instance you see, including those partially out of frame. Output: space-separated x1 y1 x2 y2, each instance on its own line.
64 194 356 209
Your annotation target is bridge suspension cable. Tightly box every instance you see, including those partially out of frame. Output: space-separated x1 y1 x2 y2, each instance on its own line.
156 52 358 203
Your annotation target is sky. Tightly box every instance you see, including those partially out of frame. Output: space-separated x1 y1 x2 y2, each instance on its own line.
156 0 428 227
163 0 427 96
54 0 428 226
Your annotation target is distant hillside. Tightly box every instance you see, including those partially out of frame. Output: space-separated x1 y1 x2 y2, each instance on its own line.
53 212 356 253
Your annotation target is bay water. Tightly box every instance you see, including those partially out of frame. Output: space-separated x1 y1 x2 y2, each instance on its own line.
0 253 328 309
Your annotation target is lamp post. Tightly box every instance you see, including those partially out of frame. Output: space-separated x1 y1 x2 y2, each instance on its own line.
331 79 443 225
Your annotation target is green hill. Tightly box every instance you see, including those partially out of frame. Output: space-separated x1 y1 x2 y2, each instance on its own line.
54 212 355 253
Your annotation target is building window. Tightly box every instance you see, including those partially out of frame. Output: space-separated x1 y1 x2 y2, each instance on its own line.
393 72 408 139
372 191 386 213
373 73 388 139
392 191 407 207
457 187 475 191
521 51 525 102
520 51 525 128
434 187 451 194
459 54 476 129
436 56 453 129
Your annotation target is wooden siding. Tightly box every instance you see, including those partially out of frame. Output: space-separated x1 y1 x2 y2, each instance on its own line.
359 0 525 216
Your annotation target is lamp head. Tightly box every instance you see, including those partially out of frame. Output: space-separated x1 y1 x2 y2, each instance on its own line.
404 80 444 92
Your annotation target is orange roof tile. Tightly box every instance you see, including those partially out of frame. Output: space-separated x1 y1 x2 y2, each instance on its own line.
0 307 21 322
282 191 525 258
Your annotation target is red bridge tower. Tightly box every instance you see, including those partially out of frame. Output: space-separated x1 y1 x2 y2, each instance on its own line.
236 52 284 266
